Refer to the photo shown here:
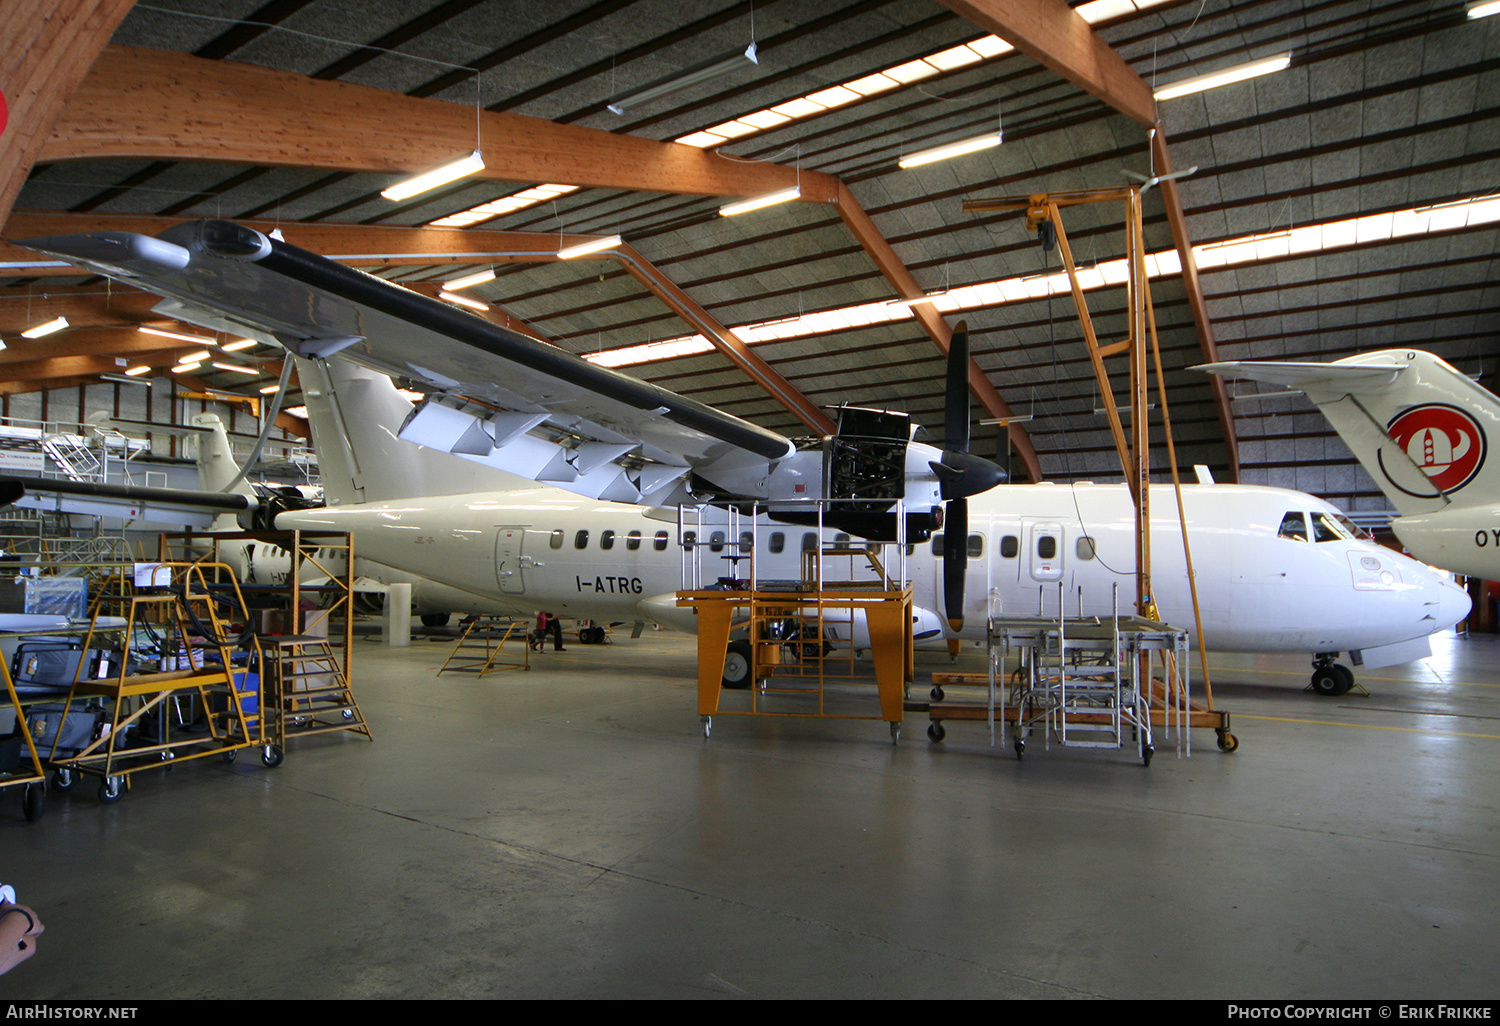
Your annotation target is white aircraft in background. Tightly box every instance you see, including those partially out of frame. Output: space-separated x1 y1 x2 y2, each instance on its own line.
12 222 1471 698
1197 349 1500 580
184 412 541 628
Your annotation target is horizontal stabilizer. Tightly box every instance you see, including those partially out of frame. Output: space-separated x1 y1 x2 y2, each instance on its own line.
1192 359 1409 393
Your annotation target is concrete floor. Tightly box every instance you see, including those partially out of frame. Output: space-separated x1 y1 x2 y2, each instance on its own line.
2 626 1498 999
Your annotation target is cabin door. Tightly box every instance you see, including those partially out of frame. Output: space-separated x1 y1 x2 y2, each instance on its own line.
495 526 527 594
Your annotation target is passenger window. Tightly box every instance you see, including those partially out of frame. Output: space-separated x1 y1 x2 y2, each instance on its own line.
835 533 850 544
626 531 641 551
1077 536 1097 560
769 532 785 554
600 530 615 551
653 531 668 551
574 530 589 550
1311 512 1342 543
1278 512 1309 542
549 530 564 550
801 533 817 552
683 531 696 550
740 531 754 552
931 533 944 557
709 531 726 553
1000 535 1019 558
967 534 983 558
1037 536 1057 560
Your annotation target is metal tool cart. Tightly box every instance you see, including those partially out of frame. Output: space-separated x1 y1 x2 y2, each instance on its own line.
47 561 270 803
0 659 49 822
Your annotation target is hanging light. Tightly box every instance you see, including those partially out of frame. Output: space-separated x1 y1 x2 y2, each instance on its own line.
558 235 622 259
443 268 496 290
898 133 1001 169
1153 53 1292 101
381 150 486 202
21 316 68 338
140 326 214 344
719 187 801 217
439 291 490 311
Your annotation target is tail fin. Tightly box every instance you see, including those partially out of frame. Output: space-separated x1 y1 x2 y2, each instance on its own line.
1197 350 1500 516
188 414 254 498
295 357 537 504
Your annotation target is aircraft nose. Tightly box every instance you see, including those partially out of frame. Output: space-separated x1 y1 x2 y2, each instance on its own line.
1435 574 1472 629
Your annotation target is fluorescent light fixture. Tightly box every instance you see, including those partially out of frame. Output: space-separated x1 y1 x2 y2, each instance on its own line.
439 290 490 311
898 132 1001 169
140 326 214 344
211 362 257 374
100 373 149 386
444 268 496 290
607 43 758 115
427 184 578 229
719 187 801 217
124 365 151 376
259 384 284 394
1153 52 1292 101
381 149 485 202
886 292 945 309
21 316 68 338
1470 1 1500 17
558 235 622 259
182 350 212 363
170 361 201 374
220 338 257 352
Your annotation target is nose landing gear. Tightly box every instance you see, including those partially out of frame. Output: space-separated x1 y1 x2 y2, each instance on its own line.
1309 655 1356 697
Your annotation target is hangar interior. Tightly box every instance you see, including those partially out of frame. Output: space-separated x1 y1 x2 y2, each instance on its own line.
0 0 1498 1000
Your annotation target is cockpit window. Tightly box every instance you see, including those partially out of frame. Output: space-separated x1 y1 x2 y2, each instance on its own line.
1311 511 1345 543
1278 512 1309 542
1332 511 1365 539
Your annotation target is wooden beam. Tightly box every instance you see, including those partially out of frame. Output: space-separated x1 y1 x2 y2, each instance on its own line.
0 284 160 326
0 0 137 227
832 182 1042 482
616 245 836 436
1152 128 1238 482
0 347 184 386
0 327 202 364
43 46 841 203
935 0 1155 126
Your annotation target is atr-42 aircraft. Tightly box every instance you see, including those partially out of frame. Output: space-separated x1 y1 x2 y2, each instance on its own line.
1198 349 1500 581
12 221 1470 697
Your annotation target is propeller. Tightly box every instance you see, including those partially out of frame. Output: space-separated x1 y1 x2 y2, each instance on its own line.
930 320 1005 632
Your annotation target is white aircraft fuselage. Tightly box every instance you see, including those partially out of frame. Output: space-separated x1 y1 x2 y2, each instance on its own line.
277 479 1468 659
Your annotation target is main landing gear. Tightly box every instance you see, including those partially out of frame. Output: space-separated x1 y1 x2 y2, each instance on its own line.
1309 654 1356 697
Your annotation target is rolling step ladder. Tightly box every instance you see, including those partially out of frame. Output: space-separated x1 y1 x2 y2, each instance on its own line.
266 635 372 748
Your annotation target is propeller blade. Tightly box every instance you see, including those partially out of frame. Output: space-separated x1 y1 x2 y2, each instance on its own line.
943 496 968 632
945 319 970 455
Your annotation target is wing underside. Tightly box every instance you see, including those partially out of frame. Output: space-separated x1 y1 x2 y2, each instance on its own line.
20 220 794 506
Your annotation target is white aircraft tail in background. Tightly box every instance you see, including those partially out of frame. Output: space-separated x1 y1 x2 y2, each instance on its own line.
1196 349 1500 578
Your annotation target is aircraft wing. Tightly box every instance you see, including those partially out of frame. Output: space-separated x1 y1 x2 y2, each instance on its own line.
0 474 257 530
20 220 794 506
1193 358 1410 393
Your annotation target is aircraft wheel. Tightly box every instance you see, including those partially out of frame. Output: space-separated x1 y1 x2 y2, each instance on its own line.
1311 665 1352 697
420 613 450 628
22 782 45 822
927 721 946 743
722 641 753 690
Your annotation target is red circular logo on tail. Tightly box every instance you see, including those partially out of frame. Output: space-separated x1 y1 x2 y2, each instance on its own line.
1385 404 1486 494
